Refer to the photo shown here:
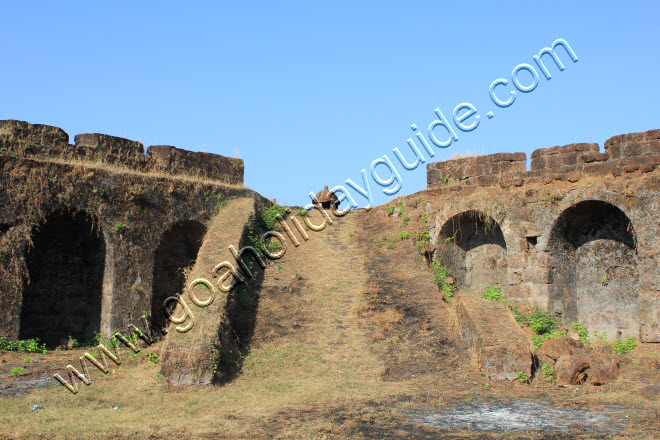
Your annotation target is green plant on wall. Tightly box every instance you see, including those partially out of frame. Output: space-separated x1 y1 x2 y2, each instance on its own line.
213 194 228 214
612 336 637 355
431 261 454 300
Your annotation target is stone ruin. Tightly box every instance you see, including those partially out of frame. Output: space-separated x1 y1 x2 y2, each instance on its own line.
0 119 265 346
0 119 658 356
425 129 660 342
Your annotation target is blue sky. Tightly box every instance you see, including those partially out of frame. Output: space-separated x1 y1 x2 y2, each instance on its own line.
1 1 658 208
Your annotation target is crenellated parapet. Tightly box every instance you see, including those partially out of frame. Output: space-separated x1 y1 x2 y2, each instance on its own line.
0 120 243 184
427 129 660 189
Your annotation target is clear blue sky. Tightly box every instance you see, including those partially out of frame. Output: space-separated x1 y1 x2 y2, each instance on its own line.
1 1 658 208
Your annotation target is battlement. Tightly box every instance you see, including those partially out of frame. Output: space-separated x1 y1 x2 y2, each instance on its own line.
427 129 660 188
0 120 243 184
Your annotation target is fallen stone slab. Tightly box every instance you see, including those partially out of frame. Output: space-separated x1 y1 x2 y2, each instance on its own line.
454 293 533 381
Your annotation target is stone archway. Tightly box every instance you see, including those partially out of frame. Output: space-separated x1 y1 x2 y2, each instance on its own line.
548 200 637 338
435 210 507 293
19 209 105 346
151 220 207 332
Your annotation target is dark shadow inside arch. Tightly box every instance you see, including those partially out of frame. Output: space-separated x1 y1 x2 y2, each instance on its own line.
151 220 207 334
436 210 507 292
19 209 105 347
548 200 638 336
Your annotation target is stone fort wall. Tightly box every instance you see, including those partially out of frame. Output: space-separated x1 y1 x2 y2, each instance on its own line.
420 128 660 342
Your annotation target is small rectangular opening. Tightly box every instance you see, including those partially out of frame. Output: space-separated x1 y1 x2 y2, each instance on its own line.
526 236 537 251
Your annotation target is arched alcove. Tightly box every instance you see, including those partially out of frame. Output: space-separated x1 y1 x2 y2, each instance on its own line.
19 209 105 346
151 220 207 332
548 200 637 338
435 210 507 293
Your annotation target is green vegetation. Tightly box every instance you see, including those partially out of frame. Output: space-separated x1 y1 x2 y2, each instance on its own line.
266 237 283 252
373 239 381 248
398 202 409 226
612 336 637 355
67 336 79 349
512 306 564 350
114 222 126 233
387 243 394 249
531 328 567 350
421 212 428 223
399 231 410 240
444 232 457 242
213 194 228 214
514 372 529 384
10 367 24 377
417 230 430 241
431 261 454 300
294 273 303 281
592 330 608 341
570 323 589 343
482 284 504 302
237 285 253 311
124 211 132 220
0 337 47 354
386 205 395 216
441 172 452 185
262 204 287 230
295 208 309 217
414 231 432 255
541 363 554 380
516 306 558 335
146 352 159 364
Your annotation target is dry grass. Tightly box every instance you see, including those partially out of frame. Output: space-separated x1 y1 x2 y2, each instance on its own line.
24 155 246 188
1 206 658 439
441 149 483 161
372 307 404 331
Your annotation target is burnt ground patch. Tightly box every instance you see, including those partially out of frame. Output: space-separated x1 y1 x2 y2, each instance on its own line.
352 210 468 382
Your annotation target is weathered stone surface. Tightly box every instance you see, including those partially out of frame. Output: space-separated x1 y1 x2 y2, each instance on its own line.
146 145 243 184
541 337 584 360
587 356 619 385
75 133 145 168
424 127 660 342
0 120 264 341
0 120 243 185
427 151 526 188
555 355 590 385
